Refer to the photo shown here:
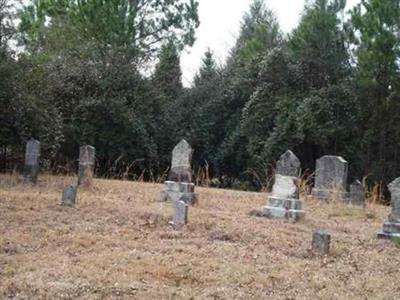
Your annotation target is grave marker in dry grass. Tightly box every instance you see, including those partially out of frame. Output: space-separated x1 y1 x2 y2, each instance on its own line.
160 139 198 205
61 185 77 207
311 155 348 201
23 139 40 183
78 145 95 187
348 180 365 206
377 177 400 239
312 230 331 255
172 199 189 225
262 150 305 222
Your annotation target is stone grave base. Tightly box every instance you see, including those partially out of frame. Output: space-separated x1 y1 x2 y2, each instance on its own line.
160 181 198 206
377 222 400 239
311 188 348 201
262 196 305 221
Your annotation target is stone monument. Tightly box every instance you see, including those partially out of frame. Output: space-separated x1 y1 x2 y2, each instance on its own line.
311 155 348 201
23 139 41 183
160 140 198 205
377 177 400 239
78 145 95 187
262 150 305 221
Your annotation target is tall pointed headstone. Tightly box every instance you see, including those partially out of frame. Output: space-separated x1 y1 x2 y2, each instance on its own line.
78 145 95 187
160 139 198 206
168 139 193 182
311 155 348 201
262 150 305 222
23 139 40 183
377 177 400 239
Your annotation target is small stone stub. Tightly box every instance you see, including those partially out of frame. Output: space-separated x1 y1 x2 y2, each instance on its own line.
61 185 77 207
173 200 188 225
78 145 95 186
23 139 41 183
312 230 331 255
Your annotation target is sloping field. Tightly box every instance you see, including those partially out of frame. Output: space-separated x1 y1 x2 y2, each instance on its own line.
0 174 399 299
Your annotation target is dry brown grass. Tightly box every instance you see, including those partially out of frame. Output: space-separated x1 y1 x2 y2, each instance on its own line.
1 174 399 299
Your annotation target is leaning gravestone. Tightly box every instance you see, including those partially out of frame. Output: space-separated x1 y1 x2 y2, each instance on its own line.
160 140 198 205
262 150 305 222
377 177 400 239
23 139 41 183
61 185 77 207
311 155 348 201
78 145 95 187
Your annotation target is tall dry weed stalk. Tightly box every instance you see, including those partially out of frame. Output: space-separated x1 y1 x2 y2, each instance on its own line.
195 162 211 187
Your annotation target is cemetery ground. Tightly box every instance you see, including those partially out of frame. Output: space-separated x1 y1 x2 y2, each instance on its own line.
0 174 399 299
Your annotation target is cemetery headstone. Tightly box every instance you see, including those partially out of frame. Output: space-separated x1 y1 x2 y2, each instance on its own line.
160 140 198 206
61 185 77 207
311 155 348 201
172 199 189 226
78 145 95 187
377 177 400 239
312 230 331 255
23 139 41 183
262 150 305 222
348 180 365 206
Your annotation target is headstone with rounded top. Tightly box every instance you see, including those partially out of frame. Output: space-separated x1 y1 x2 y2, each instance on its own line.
262 150 305 222
78 145 95 187
172 199 189 226
311 155 348 201
377 177 400 239
61 185 77 207
23 139 41 183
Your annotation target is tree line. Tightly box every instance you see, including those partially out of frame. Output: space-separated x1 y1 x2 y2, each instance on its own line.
1 0 400 191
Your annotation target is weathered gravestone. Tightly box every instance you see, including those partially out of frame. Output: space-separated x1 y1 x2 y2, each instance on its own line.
262 150 305 222
23 139 41 183
78 145 95 187
61 185 77 207
160 140 198 205
312 230 331 255
311 155 348 201
377 177 400 239
172 199 189 226
348 180 365 206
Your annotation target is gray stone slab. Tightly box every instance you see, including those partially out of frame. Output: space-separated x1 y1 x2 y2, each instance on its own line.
173 200 188 225
348 180 365 206
61 185 77 207
312 230 331 255
388 177 400 222
23 139 40 183
311 156 348 201
78 145 95 186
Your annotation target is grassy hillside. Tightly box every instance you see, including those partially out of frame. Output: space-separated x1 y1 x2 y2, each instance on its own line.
0 174 399 299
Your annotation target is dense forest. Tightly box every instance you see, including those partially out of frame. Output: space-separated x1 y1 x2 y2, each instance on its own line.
1 0 400 190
